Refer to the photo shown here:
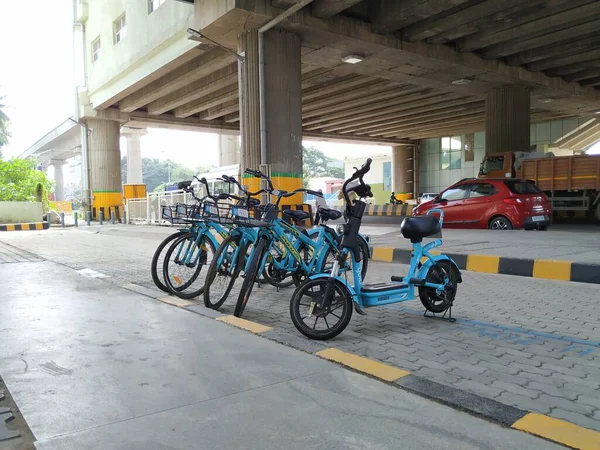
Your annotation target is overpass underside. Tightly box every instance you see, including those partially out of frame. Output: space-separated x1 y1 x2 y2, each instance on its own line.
75 0 600 213
97 0 600 142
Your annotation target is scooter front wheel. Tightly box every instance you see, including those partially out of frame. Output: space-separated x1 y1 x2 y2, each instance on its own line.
290 278 353 340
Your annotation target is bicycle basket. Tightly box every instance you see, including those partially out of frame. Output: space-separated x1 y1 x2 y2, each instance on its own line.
230 204 272 228
162 204 202 224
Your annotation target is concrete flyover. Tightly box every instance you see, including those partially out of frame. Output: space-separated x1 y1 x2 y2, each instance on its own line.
24 0 600 213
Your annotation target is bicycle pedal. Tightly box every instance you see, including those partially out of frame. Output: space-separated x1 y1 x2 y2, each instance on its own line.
353 303 367 315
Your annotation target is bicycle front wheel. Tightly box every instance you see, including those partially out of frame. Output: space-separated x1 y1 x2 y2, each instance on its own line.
162 232 216 299
204 234 243 310
234 237 268 318
151 230 187 292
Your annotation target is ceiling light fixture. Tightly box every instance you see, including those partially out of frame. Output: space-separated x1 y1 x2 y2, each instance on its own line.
451 78 471 85
343 55 363 64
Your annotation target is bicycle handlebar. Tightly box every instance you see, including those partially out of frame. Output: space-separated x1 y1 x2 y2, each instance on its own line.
244 168 274 190
341 158 373 207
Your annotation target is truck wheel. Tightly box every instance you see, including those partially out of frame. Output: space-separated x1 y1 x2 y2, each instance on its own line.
488 216 513 230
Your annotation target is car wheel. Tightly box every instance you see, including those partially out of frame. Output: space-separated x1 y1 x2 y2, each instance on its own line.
488 216 513 230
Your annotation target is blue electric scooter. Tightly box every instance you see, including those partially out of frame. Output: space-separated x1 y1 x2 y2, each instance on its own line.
289 158 462 340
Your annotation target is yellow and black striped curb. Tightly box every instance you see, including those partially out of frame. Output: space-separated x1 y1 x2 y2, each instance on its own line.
372 246 600 285
331 204 413 216
175 300 600 450
0 222 50 232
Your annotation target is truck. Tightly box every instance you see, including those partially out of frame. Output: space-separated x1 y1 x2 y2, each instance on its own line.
479 152 600 221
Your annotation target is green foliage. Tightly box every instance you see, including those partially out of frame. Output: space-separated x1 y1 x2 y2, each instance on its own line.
302 146 344 186
0 158 54 212
121 157 196 192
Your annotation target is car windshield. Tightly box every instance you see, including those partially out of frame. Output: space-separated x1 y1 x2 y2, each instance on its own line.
504 180 541 194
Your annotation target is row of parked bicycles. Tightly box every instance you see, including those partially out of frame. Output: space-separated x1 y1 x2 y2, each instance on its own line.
151 159 461 340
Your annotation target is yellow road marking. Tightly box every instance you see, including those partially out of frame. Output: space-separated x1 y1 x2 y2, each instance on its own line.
216 315 273 334
157 296 194 308
532 260 571 281
372 247 394 263
512 413 600 450
316 348 410 382
466 254 500 274
5 224 15 231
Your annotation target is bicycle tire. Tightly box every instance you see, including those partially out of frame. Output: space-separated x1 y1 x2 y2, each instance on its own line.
290 278 353 340
163 232 216 299
204 234 243 310
234 236 268 318
151 230 187 292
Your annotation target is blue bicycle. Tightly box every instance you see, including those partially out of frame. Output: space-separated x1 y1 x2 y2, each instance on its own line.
289 159 462 340
160 177 256 299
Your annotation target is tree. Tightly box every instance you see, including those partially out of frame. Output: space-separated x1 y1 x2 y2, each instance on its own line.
0 158 54 213
302 146 344 187
121 157 196 192
0 95 11 159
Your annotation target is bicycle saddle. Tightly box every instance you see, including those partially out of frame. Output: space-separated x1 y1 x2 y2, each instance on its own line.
400 216 440 243
317 207 342 222
283 209 310 222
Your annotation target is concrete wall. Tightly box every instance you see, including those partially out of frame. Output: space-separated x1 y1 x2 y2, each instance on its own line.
80 0 195 108
418 117 590 194
0 202 43 224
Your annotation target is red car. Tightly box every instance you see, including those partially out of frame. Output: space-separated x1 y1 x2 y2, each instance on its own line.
412 178 552 230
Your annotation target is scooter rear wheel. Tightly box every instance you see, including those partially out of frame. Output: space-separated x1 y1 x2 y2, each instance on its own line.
418 260 458 313
290 278 353 340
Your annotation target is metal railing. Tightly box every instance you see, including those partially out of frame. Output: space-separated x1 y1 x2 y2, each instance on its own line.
125 189 193 225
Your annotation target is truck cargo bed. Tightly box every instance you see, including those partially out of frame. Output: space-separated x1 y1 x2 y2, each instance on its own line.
517 155 600 192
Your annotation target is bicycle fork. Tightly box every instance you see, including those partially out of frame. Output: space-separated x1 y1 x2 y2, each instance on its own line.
309 259 341 317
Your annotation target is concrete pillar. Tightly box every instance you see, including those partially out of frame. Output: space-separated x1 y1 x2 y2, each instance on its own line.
51 160 66 201
485 85 530 154
87 118 122 219
218 134 240 167
392 145 414 198
238 29 261 192
263 29 303 204
122 127 147 184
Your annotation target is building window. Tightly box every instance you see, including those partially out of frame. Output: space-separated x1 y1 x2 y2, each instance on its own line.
91 37 101 63
440 136 462 170
149 0 166 14
113 13 126 44
383 161 391 192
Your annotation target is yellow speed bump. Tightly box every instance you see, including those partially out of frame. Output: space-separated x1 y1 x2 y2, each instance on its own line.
216 315 273 334
512 413 600 450
316 348 410 382
532 260 572 281
466 254 500 274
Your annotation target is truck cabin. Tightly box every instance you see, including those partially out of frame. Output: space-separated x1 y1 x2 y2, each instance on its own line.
479 153 514 178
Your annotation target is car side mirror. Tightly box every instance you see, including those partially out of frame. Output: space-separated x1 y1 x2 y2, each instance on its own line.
434 197 446 204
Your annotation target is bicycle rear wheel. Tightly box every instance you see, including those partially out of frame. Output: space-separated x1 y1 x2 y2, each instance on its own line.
163 232 216 299
234 237 268 318
204 234 243 310
151 230 187 292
